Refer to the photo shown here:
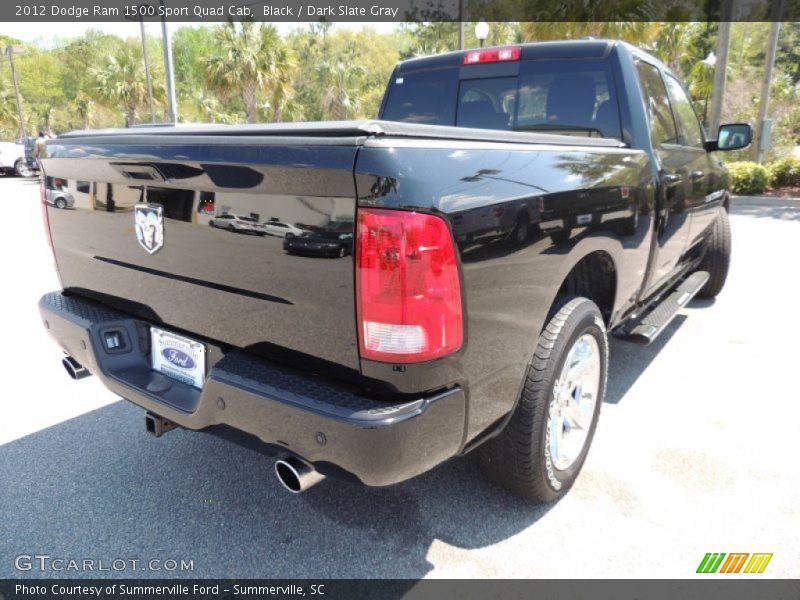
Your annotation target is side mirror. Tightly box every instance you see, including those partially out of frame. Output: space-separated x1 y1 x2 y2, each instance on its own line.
708 123 752 152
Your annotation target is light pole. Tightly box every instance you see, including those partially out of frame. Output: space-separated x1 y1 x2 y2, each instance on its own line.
753 2 784 163
159 0 179 124
475 21 489 48
140 18 156 123
4 45 26 140
124 7 156 124
458 0 464 50
701 52 716 126
707 12 733 136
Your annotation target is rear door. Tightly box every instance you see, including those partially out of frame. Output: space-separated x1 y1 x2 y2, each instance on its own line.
634 59 693 294
662 73 720 248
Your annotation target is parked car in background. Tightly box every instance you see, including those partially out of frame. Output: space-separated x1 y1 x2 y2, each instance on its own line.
0 141 37 177
209 213 266 235
44 177 75 209
284 227 354 258
263 220 304 238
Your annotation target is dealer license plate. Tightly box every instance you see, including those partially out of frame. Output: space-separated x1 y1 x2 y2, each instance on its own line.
150 327 206 389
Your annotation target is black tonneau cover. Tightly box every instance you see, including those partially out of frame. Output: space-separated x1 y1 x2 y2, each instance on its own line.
55 119 625 149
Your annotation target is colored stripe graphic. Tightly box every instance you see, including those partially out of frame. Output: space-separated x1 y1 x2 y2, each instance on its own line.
720 553 749 573
697 553 726 573
697 552 772 574
744 553 773 573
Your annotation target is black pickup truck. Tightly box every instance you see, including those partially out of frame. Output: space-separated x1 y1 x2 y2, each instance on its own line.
38 40 750 502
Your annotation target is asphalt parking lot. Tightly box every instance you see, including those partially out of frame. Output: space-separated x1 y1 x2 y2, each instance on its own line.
1 176 798 579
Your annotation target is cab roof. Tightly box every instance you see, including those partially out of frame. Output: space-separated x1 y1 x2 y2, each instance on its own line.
396 39 669 75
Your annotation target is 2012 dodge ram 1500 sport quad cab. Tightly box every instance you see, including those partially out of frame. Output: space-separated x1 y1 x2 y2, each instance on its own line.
38 40 751 501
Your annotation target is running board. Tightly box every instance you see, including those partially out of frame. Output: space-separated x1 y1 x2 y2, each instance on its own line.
619 271 710 345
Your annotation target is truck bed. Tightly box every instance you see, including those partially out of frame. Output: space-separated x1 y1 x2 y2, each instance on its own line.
42 122 624 383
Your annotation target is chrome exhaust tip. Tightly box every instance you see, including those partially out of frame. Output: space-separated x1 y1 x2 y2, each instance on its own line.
62 355 91 380
275 456 325 493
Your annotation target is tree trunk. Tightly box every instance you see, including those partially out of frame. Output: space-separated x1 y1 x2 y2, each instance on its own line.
243 80 257 124
334 90 345 121
125 107 135 128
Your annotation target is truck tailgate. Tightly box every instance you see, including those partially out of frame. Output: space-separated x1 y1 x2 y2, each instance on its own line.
42 135 361 373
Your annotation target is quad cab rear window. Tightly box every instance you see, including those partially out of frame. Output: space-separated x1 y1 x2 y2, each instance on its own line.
382 59 622 140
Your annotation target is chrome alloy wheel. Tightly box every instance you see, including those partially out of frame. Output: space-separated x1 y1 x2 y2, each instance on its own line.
16 161 33 177
548 333 601 471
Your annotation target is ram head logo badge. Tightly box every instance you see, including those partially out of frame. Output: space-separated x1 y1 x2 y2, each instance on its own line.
134 204 164 255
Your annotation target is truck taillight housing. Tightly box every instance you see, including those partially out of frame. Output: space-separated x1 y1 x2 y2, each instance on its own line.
356 208 463 363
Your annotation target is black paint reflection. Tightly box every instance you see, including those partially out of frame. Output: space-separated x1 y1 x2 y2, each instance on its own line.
43 147 361 372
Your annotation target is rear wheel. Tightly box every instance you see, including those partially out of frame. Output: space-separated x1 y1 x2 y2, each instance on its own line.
337 246 346 258
696 207 731 299
509 214 530 246
15 160 33 178
478 296 607 502
55 198 67 209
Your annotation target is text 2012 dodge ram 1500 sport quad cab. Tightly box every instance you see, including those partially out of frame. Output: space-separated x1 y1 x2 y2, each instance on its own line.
38 40 751 501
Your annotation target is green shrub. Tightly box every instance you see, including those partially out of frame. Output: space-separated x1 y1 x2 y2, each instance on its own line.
727 161 770 195
767 156 800 187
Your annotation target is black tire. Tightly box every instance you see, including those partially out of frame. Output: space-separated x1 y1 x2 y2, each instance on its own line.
55 198 67 209
509 214 530 246
478 296 608 502
696 207 731 299
14 160 33 178
337 246 346 258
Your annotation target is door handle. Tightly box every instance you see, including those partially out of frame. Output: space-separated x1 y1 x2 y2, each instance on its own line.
663 174 683 186
690 170 705 181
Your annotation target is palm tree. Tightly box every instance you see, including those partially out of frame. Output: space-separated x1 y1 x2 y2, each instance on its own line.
317 46 365 120
520 22 663 47
266 42 295 122
204 22 294 124
74 93 94 130
0 79 18 129
196 90 220 123
90 41 163 127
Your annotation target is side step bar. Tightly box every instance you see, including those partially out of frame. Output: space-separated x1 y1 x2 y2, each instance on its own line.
621 271 710 345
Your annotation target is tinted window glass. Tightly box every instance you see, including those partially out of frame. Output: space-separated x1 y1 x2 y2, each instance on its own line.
516 59 621 139
457 77 516 130
382 60 621 139
382 68 459 125
664 74 704 148
635 60 678 147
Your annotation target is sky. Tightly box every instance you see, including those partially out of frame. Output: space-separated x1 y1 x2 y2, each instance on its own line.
0 21 399 47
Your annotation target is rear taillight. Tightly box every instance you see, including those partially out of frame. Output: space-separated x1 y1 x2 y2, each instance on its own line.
463 46 521 65
356 208 463 363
